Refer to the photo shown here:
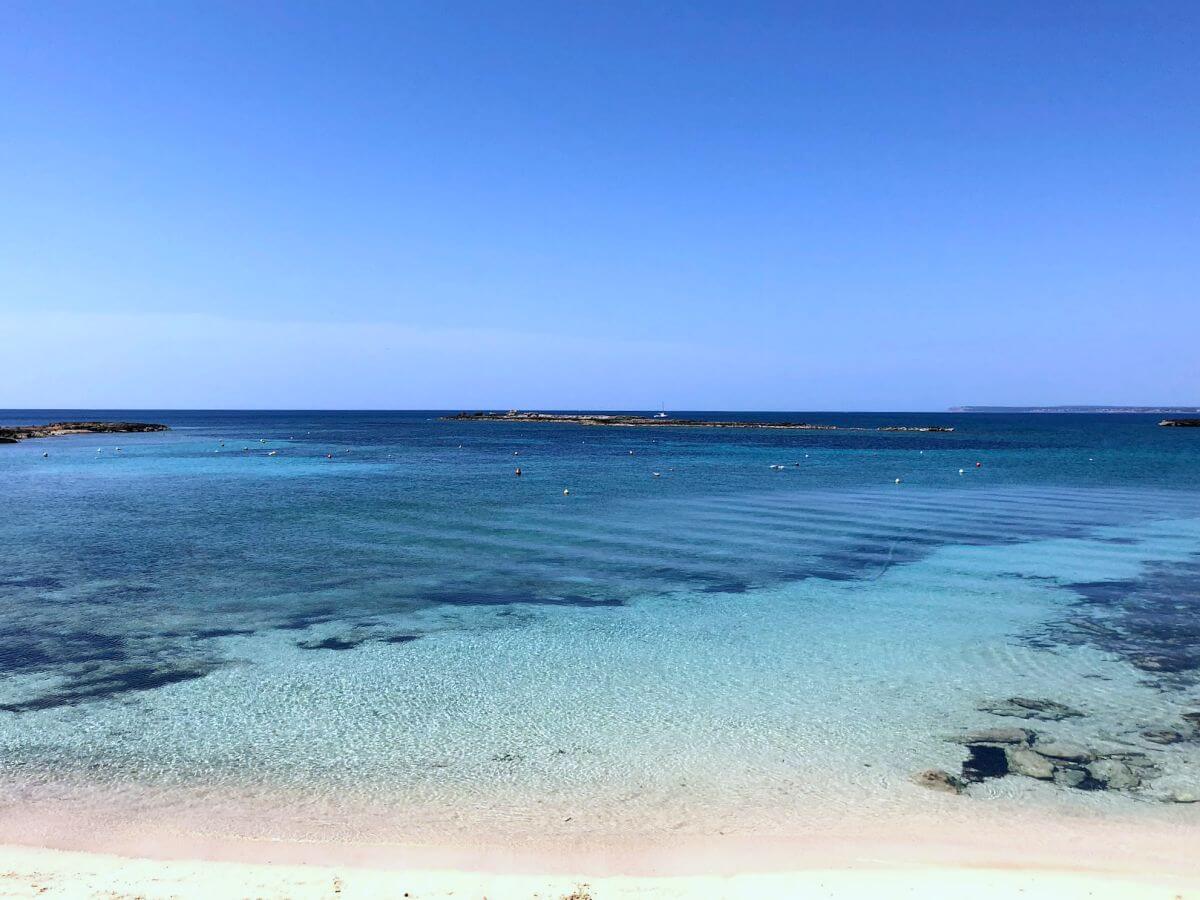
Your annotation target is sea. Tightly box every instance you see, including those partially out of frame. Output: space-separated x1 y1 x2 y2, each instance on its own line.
1 410 1198 855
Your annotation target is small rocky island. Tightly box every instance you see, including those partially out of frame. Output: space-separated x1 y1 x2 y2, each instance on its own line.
446 411 954 432
1159 419 1200 427
0 422 170 444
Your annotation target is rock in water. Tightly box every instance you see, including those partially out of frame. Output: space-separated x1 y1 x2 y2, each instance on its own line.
1006 747 1055 780
1052 766 1091 790
978 697 1084 721
957 726 1034 745
913 769 965 795
1142 729 1187 745
962 744 1009 782
1032 740 1094 763
1086 759 1140 790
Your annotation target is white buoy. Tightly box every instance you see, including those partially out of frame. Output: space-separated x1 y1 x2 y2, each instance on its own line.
652 472 661 477
563 488 570 495
895 478 902 484
42 452 48 458
959 468 965 475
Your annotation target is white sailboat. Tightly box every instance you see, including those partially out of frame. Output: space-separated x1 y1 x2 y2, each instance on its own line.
653 403 668 419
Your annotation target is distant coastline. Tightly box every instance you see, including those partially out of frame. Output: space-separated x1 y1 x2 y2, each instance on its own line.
949 406 1200 414
445 411 954 431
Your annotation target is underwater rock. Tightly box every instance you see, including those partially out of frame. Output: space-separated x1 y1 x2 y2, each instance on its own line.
1086 759 1140 790
1142 728 1187 745
913 769 965 794
962 744 1009 781
0 662 216 712
296 636 364 651
978 697 1085 721
957 726 1034 745
1052 766 1095 790
1006 747 1055 780
1105 752 1158 777
1032 740 1094 763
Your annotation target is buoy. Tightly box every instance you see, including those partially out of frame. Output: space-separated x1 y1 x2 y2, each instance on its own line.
42 452 48 458
514 451 519 455
895 478 902 484
515 467 522 476
260 439 266 443
975 461 982 468
268 450 277 456
959 468 965 475
326 453 332 459
563 488 570 495
629 450 634 455
652 472 661 477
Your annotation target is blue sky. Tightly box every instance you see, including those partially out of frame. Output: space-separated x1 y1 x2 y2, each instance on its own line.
1 1 1196 409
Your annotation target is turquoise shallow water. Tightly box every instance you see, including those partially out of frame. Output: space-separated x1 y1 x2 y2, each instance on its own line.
1 411 1198 848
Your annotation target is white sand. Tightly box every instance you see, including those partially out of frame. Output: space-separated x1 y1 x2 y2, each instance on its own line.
1 841 1198 899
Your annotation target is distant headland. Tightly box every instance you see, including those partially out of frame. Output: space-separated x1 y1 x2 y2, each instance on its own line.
0 422 170 444
949 406 1200 414
445 411 953 432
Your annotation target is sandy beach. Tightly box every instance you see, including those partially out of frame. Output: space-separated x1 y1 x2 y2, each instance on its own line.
3 804 1200 900
1 842 1197 899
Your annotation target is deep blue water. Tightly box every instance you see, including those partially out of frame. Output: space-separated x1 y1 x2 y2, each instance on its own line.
1 410 1198 845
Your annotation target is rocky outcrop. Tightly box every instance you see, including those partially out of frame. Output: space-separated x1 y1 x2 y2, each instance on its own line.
1158 419 1200 427
0 422 169 443
934 722 1166 798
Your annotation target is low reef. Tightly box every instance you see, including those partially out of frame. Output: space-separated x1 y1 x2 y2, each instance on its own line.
0 422 170 444
1159 419 1200 427
445 411 954 432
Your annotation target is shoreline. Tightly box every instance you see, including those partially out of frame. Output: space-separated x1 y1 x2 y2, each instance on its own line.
3 825 1199 899
5 799 1199 876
